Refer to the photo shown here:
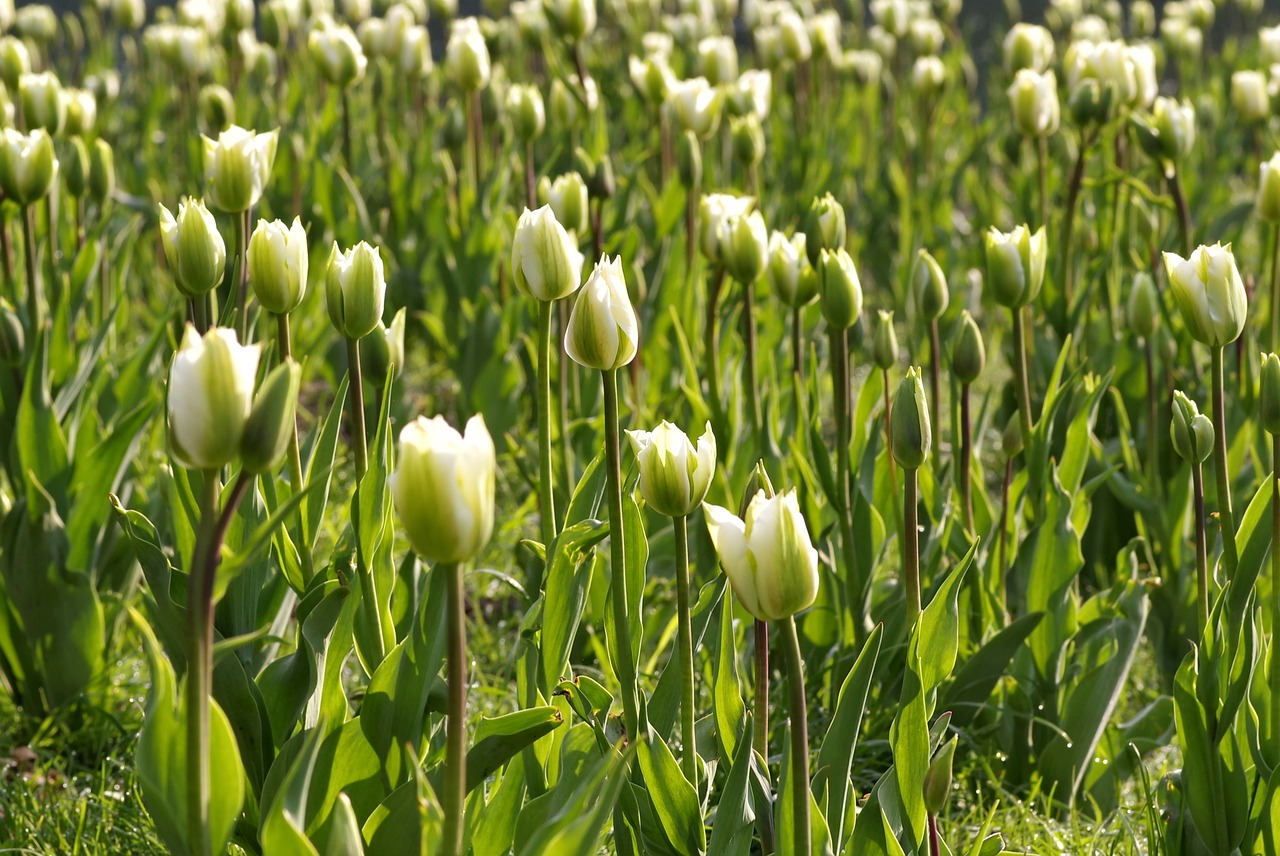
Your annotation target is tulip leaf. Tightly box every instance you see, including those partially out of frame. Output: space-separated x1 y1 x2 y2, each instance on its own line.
638 729 706 854
540 519 608 691
260 724 325 856
942 612 1043 730
706 713 756 856
713 581 746 765
303 377 348 551
463 706 564 794
650 578 722 741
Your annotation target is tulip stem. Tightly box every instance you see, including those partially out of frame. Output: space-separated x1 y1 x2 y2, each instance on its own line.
883 367 899 524
602 368 640 739
1271 222 1280 353
185 470 220 856
674 514 696 786
236 208 250 341
753 618 769 762
928 319 942 453
1169 167 1193 257
276 312 313 583
1036 135 1049 233
1011 306 1033 448
43 197 57 313
705 268 725 430
1192 456 1209 637
1210 346 1239 575
441 560 468 856
742 278 763 454
21 205 41 336
791 303 804 386
997 457 1013 617
346 334 386 667
778 616 810 856
830 326 861 621
524 140 536 210
959 381 973 533
904 467 921 626
340 90 353 171
537 299 558 555
1062 130 1092 320
346 336 368 478
1271 432 1280 745
928 814 941 856
1144 338 1160 496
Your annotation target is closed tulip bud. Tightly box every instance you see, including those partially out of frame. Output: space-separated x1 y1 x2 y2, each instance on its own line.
589 154 614 200
261 1 291 46
1134 96 1195 168
250 217 308 315
626 421 717 518
912 56 946 100
1008 69 1060 138
1130 0 1155 36
730 113 765 167
226 0 255 30
544 0 595 43
677 128 702 189
818 248 863 330
1128 272 1159 340
1260 352 1280 435
538 173 588 236
1003 22 1054 73
1069 77 1112 126
630 54 675 105
1163 243 1247 348
909 17 945 56
0 37 28 92
1170 390 1213 462
64 137 89 199
309 23 368 87
550 75 597 130
326 241 386 339
738 459 775 516
507 83 545 143
565 255 638 371
1260 153 1280 224
664 77 722 141
842 49 883 87
432 0 459 20
114 0 147 29
951 310 985 384
705 489 819 621
382 306 407 379
730 70 771 121
778 9 812 63
913 249 949 321
1264 25 1280 65
873 310 898 370
202 125 279 214
1002 412 1023 459
512 206 585 302
86 70 120 106
160 198 226 298
698 35 737 86
167 326 261 471
984 224 1046 308
63 88 96 137
445 18 491 92
392 414 496 563
767 231 817 307
14 5 55 42
699 193 752 267
240 360 302 474
19 72 65 135
399 25 432 77
803 193 846 267
198 84 236 134
0 299 22 365
923 737 957 817
1233 71 1270 123
0 128 55 206
891 367 931 469
89 138 114 204
721 209 768 284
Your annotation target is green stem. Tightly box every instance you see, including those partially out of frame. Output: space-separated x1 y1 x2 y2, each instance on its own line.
346 336 369 478
236 208 250 341
341 89 353 171
883 367 899 524
959 382 973 532
603 369 639 738
1170 167 1193 257
346 335 385 665
1145 339 1160 496
791 302 804 385
1211 347 1239 575
1011 306 1034 446
674 514 696 785
753 618 769 761
742 278 763 452
779 616 810 856
1062 134 1090 317
185 470 220 856
277 313 313 582
21 205 40 335
705 268 725 428
928 319 942 452
1272 433 1280 744
1036 135 1049 232
1271 222 1280 353
441 561 468 856
43 196 57 312
537 300 557 554
831 326 860 619
904 467 921 625
1192 460 1208 637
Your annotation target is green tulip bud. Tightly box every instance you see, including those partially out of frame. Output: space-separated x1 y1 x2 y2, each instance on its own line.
260 1 291 47
802 193 846 268
721 210 768 285
626 420 717 518
912 249 948 321
778 9 812 63
0 128 55 206
512 205 586 302
0 298 23 365
507 83 545 143
391 414 496 563
19 72 65 136
310 22 369 87
767 231 817 308
1170 390 1213 463
1260 152 1280 224
538 172 589 236
1068 77 1112 126
250 217 309 315
564 255 638 371
382 306 407 379
699 193 752 267
65 136 89 199
706 488 819 621
730 113 764 168
0 37 28 93
923 737 957 817
326 241 387 339
817 247 862 330
226 0 256 31
159 198 227 298
1163 243 1247 348
676 128 702 189
1128 272 1159 340
984 224 1046 308
14 6 56 43
202 125 279 214
198 84 236 135
89 138 115 204
872 310 898 370
1002 412 1023 459
1232 70 1269 124
1261 353 1280 436
1008 69 1060 139
1131 1 1155 36
544 0 596 44
891 367 931 469
240 360 302 474
951 310 986 384
63 88 96 137
589 154 615 201
445 17 491 92
167 326 262 471
1003 23 1054 73
432 0 459 20
739 459 775 517
665 76 723 141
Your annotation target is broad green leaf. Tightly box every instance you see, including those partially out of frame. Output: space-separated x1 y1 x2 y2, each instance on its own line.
638 730 706 854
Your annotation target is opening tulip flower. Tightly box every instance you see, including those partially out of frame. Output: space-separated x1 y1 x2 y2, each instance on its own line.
1163 243 1247 348
564 255 638 371
705 489 819 622
202 125 280 214
984 224 1046 309
0 127 55 205
326 240 387 340
249 217 308 315
511 206 585 302
160 198 226 298
627 421 716 518
167 326 261 471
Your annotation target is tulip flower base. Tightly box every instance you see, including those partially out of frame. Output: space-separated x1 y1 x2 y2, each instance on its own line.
12 3 1280 856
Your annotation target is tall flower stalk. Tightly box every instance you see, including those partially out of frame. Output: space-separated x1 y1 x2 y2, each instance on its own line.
1171 391 1214 634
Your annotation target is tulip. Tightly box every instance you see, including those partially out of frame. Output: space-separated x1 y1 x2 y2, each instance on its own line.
1265 25 1280 65
817 247 862 330
538 173 588 236
65 138 89 200
664 76 722 140
167 326 261 471
912 56 946 99
549 75 597 130
202 125 279 214
160 198 227 299
113 0 147 29
1232 70 1269 123
564 255 638 371
362 305 407 383
63 88 97 137
198 84 236 135
249 217 309 315
445 18 491 92
802 193 846 266
984 224 1046 309
0 36 28 91
923 738 957 818
872 310 898 371
399 25 432 76
699 193 754 267
730 113 765 168
778 9 813 63
908 17 944 56
1163 243 1246 349
89 138 115 204
506 84 545 144
309 22 368 87
543 0 595 43
698 35 737 86
512 206 585 302
1260 153 1280 224
892 367 932 470
630 53 675 105
1128 272 1159 340
326 241 386 340
730 69 771 120
1003 22 1054 73
1008 69 1060 139
719 209 768 284
240 361 303 474
1261 353 1280 437
912 250 949 322
627 421 716 518
767 231 817 308
19 72 65 135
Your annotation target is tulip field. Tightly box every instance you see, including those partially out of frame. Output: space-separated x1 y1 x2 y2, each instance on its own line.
12 0 1280 853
